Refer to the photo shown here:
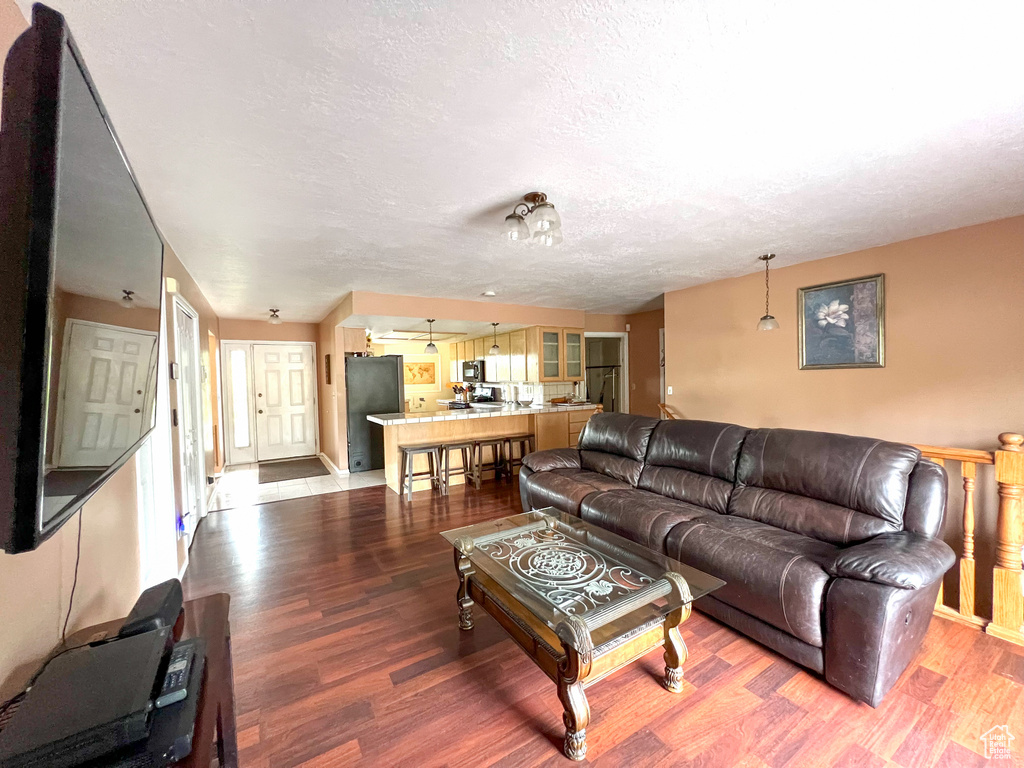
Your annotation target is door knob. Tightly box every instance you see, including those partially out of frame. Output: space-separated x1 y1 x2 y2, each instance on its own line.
134 408 141 414
258 409 263 414
258 393 263 398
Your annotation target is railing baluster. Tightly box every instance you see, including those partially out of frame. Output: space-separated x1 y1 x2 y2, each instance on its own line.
931 456 946 608
988 433 1024 645
959 462 976 620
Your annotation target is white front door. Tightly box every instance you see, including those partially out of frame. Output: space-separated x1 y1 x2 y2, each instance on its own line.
174 299 204 537
252 344 317 461
55 320 158 467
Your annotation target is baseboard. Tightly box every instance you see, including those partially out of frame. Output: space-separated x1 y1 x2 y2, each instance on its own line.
319 452 348 476
986 623 1024 646
933 603 988 630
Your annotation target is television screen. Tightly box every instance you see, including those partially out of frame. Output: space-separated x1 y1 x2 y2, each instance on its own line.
0 5 164 552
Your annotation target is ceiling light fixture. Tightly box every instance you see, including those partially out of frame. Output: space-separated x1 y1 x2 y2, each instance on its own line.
424 319 438 354
489 322 500 355
503 192 563 246
482 290 496 297
756 254 780 331
120 289 134 309
269 308 283 325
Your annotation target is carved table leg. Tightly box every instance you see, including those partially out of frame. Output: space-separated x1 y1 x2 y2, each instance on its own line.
663 581 691 693
453 544 474 630
556 616 594 761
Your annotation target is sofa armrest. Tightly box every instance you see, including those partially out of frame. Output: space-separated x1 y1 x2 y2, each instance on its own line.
522 448 581 473
828 531 955 589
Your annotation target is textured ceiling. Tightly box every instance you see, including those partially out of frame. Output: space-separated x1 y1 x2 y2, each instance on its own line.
22 1 1024 321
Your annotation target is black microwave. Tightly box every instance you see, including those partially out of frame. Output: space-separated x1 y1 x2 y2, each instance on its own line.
462 360 485 382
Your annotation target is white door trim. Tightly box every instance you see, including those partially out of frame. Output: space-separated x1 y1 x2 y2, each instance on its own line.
219 340 319 465
172 295 205 532
583 332 629 414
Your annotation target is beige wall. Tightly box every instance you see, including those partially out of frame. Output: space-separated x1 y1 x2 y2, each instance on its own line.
626 309 664 418
370 341 453 412
584 310 665 417
218 318 317 343
663 216 1024 448
164 246 221 569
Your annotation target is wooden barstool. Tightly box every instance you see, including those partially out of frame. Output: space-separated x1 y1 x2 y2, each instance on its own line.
398 443 445 501
502 432 536 481
440 441 475 494
471 437 507 489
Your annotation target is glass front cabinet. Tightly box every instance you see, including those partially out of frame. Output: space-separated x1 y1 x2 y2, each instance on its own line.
539 328 562 381
563 329 583 380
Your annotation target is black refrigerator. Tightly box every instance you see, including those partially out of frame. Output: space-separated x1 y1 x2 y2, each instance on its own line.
345 355 404 472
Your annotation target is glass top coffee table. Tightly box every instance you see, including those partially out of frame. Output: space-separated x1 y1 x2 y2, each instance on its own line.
441 508 724 761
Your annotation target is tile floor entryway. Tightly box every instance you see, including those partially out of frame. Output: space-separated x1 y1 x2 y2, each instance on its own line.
208 461 386 512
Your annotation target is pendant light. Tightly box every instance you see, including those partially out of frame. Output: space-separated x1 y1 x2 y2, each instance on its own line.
268 308 282 325
756 254 780 331
120 289 135 309
489 322 500 355
423 319 438 354
502 192 563 246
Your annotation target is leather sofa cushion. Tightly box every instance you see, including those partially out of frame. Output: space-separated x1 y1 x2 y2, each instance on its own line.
665 515 837 647
579 489 716 551
579 413 659 485
901 460 948 538
522 448 581 473
636 420 749 514
638 466 734 516
828 531 956 589
731 428 921 545
522 468 632 516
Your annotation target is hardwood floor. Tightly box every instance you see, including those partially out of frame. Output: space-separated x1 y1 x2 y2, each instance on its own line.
182 481 1024 767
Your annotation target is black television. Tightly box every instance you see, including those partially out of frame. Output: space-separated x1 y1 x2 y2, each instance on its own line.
0 4 164 553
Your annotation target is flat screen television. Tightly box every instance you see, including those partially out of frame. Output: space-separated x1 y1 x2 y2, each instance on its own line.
0 4 164 553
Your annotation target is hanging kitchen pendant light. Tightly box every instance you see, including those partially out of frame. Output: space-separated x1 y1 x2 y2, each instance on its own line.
756 254 780 331
424 319 438 354
489 322 500 355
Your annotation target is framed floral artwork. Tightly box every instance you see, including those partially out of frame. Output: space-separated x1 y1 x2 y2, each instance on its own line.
798 274 884 369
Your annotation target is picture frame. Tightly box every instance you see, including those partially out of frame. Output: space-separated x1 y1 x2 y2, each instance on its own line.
402 354 441 392
798 274 885 369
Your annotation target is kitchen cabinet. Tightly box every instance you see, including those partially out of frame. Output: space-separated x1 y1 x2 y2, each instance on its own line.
563 329 584 380
509 329 527 381
473 337 486 361
539 327 562 381
449 343 460 383
485 332 510 382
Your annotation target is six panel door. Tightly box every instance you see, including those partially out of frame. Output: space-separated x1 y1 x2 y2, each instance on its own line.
252 344 317 460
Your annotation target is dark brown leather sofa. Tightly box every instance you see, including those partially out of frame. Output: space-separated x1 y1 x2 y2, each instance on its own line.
518 413 954 707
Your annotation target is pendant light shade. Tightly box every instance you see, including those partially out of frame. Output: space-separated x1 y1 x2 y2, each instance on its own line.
424 319 438 354
504 213 530 241
528 201 561 233
489 322 500 355
268 308 282 325
532 228 563 247
756 254 779 331
120 289 134 309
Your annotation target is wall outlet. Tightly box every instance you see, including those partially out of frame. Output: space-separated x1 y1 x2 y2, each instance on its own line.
667 386 673 395
625 323 631 332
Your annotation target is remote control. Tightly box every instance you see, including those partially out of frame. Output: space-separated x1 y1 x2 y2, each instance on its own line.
155 639 198 708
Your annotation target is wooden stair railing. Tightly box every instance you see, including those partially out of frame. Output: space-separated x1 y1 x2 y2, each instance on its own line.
914 433 1024 646
658 403 678 420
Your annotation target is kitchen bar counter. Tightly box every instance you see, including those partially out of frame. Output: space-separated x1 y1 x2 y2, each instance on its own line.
369 403 598 494
367 402 594 426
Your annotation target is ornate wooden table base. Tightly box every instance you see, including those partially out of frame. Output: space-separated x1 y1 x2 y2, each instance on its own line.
453 548 691 761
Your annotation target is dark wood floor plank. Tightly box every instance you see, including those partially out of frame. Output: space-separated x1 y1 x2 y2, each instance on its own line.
179 481 1024 767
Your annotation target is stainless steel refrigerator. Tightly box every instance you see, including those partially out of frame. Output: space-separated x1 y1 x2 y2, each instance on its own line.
345 355 404 472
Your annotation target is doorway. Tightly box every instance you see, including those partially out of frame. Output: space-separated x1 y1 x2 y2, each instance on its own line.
584 334 629 413
173 297 204 540
221 341 318 466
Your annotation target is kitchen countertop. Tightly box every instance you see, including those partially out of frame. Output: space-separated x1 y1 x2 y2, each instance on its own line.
367 402 595 426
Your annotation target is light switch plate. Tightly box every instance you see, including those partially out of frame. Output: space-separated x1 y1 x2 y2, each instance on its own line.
667 386 673 395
